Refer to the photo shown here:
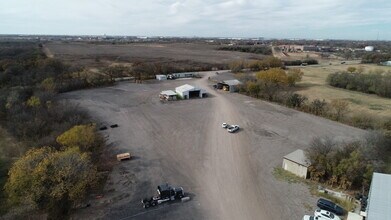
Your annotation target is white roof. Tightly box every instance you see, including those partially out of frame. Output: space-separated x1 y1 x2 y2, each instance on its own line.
367 173 391 220
160 90 177 96
156 74 166 77
283 149 310 167
175 84 196 93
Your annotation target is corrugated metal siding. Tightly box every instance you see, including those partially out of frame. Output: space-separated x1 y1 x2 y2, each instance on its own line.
367 173 391 220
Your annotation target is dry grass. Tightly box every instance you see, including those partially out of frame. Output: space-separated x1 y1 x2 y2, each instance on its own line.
46 42 265 67
295 62 391 118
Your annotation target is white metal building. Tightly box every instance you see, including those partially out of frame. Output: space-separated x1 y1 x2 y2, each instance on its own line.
175 84 206 99
365 172 391 220
282 149 310 179
156 75 167 80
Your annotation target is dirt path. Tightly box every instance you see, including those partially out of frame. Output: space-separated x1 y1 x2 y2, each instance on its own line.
42 44 54 58
193 73 271 219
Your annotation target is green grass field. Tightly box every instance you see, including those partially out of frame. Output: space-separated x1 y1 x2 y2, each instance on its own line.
295 62 391 118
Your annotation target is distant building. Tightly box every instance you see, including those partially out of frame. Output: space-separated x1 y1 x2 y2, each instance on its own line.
303 45 318 52
169 72 195 79
282 149 310 179
365 172 391 220
278 45 319 52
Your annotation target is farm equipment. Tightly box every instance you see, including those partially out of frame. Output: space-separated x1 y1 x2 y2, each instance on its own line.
141 183 187 208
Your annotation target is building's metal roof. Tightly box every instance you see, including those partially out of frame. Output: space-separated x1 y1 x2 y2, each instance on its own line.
160 90 177 96
223 79 242 86
283 149 310 167
367 172 391 220
175 84 196 93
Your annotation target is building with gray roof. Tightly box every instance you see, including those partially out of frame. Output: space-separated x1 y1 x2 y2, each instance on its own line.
366 172 391 220
282 149 311 179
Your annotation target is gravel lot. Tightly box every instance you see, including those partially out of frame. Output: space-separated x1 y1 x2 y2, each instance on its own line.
65 71 365 220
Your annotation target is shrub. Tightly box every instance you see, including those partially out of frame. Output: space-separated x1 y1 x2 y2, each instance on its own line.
5 147 97 218
309 99 328 116
285 93 307 108
56 124 104 153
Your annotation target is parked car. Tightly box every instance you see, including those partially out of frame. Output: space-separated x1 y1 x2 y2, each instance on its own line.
314 209 341 220
317 198 345 216
222 122 228 128
302 215 319 220
227 125 240 133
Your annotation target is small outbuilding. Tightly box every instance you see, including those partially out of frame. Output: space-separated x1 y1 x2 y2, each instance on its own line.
160 90 177 101
282 149 310 179
217 79 242 92
156 75 167 80
175 84 207 99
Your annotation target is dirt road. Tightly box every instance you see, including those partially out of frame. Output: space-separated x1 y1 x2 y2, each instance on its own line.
66 71 365 220
194 73 270 219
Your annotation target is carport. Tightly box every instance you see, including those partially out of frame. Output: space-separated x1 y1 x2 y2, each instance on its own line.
217 79 242 93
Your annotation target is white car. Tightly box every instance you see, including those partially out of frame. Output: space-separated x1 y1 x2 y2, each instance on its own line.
314 209 341 220
222 123 228 128
227 125 240 133
303 215 320 220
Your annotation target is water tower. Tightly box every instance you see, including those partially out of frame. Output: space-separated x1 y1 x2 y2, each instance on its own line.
365 46 374 52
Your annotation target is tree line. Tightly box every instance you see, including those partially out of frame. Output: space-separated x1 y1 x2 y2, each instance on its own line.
217 45 272 55
327 68 391 98
228 56 319 73
283 59 318 66
0 42 107 219
361 52 391 64
306 133 391 191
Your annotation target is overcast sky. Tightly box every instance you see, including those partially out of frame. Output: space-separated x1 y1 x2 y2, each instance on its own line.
1 0 390 40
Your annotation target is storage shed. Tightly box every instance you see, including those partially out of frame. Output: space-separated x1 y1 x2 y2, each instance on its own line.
156 75 167 80
160 90 177 101
366 172 391 220
175 84 207 99
217 79 242 92
282 149 310 179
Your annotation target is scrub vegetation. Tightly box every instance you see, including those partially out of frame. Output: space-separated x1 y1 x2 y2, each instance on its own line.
0 42 107 219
